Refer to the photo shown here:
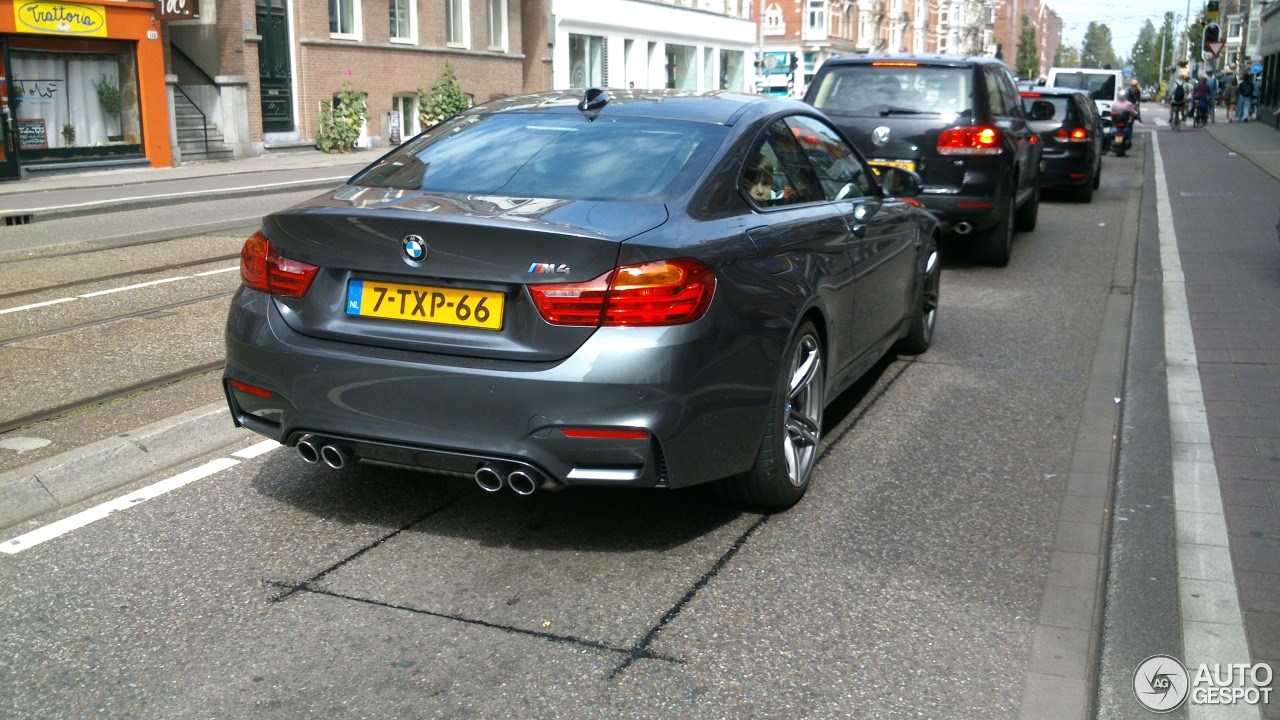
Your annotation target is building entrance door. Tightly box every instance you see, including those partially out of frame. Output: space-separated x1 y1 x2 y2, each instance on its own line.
0 40 22 181
256 0 294 133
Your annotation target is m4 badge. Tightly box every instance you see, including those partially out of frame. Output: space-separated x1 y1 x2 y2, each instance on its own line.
528 263 571 274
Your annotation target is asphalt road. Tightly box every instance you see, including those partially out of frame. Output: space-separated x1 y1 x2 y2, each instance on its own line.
0 147 1147 718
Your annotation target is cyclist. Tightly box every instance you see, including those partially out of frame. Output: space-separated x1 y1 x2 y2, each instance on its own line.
1192 76 1212 127
1169 72 1192 128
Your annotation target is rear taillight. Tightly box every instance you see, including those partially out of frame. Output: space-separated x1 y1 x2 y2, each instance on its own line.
529 259 716 327
240 231 319 299
1054 127 1090 143
937 126 1002 156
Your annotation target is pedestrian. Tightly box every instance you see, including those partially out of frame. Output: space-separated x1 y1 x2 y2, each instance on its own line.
1204 70 1217 122
1235 73 1255 122
1222 79 1237 122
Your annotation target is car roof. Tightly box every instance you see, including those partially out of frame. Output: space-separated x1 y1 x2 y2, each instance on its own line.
820 53 1009 69
461 88 810 126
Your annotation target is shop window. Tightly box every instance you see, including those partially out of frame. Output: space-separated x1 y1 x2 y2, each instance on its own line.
570 34 605 87
390 0 415 42
330 0 360 38
12 48 141 153
446 0 468 47
666 44 696 91
487 0 507 51
719 50 743 90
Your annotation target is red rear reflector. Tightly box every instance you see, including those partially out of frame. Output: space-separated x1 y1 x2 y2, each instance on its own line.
872 61 919 67
938 126 1002 156
530 258 716 327
1068 173 1087 179
229 379 272 398
240 231 320 299
561 428 650 440
957 202 995 208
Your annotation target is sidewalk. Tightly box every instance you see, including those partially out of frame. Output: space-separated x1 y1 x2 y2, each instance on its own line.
1167 119 1280 719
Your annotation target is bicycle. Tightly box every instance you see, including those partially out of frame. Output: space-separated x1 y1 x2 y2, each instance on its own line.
1170 103 1185 131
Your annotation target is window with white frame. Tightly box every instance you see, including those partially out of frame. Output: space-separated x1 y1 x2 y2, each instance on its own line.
487 0 507 50
446 0 469 46
764 3 784 35
392 93 420 141
570 34 606 87
719 49 744 90
390 0 414 42
330 0 360 37
807 0 826 36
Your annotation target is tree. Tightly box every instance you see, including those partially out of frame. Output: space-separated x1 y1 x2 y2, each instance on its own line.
1015 14 1039 79
418 61 471 129
1055 43 1081 68
1129 20 1160 88
1080 22 1119 69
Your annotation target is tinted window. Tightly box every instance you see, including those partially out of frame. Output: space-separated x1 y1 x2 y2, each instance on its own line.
809 65 973 118
784 115 875 201
741 120 825 208
985 67 1013 116
1020 95 1076 122
1051 72 1117 102
352 113 725 201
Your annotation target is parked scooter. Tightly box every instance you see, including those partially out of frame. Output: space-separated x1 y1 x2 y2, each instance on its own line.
1111 109 1134 157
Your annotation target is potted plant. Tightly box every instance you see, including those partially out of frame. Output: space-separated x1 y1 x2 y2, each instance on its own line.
94 75 124 141
61 123 76 147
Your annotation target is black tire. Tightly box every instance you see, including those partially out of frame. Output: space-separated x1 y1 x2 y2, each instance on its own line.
896 234 940 355
715 321 823 509
973 191 1015 267
1115 144 1126 157
1015 183 1039 232
1092 160 1102 190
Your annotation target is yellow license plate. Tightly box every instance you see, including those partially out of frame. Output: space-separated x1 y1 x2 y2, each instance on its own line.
869 160 917 175
346 279 504 330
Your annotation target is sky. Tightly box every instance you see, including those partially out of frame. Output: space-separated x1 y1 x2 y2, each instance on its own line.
1047 0 1190 60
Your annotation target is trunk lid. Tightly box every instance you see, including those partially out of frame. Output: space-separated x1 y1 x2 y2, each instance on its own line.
261 188 670 362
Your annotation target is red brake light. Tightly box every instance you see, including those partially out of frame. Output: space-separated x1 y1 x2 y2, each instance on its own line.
1053 128 1091 143
1021 92 1042 98
938 126 1002 155
240 231 319 299
529 259 716 327
872 61 918 67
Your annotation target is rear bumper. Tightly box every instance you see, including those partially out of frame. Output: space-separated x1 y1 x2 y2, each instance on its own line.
224 289 775 490
1038 148 1094 187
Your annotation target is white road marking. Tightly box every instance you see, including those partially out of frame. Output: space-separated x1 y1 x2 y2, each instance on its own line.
5 176 350 215
1 439 282 554
1153 132 1262 719
0 265 237 315
79 275 190 298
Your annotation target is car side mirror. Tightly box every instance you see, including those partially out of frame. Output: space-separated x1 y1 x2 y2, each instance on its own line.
1029 100 1055 121
880 167 922 197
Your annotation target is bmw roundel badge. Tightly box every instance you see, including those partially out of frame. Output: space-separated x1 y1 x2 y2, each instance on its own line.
872 126 891 147
402 235 427 262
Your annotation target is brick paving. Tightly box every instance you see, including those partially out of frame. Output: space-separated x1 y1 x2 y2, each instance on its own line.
1173 121 1280 718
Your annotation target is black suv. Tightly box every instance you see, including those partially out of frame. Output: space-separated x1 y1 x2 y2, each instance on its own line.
804 54 1041 266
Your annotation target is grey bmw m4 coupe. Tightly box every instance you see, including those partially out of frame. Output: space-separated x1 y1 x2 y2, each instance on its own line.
224 88 940 508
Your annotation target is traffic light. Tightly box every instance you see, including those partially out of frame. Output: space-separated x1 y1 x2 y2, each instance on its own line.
1203 22 1221 56
1207 0 1220 18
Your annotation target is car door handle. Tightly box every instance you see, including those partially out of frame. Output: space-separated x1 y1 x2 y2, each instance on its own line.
851 223 867 239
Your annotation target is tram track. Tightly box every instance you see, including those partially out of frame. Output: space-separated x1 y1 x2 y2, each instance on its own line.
0 361 226 436
0 291 236 347
0 254 241 303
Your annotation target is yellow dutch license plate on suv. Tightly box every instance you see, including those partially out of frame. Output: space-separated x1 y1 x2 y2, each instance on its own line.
346 279 504 330
869 160 917 175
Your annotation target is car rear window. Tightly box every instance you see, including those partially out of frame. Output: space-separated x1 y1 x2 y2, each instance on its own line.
1021 95 1076 122
809 64 973 119
1050 73 1117 102
351 113 724 201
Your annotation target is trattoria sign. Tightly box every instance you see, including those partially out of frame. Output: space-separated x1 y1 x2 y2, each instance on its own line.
13 1 108 37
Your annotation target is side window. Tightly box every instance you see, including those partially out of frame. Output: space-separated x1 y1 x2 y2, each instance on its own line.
998 71 1022 118
784 115 875 201
983 67 1007 116
740 120 825 208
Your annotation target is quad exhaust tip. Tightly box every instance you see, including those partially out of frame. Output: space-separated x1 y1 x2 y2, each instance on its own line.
474 465 505 493
954 222 974 235
474 465 545 495
296 435 351 469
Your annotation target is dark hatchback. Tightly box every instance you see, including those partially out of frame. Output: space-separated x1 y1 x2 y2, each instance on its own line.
223 89 940 509
1020 87 1103 202
804 54 1042 266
